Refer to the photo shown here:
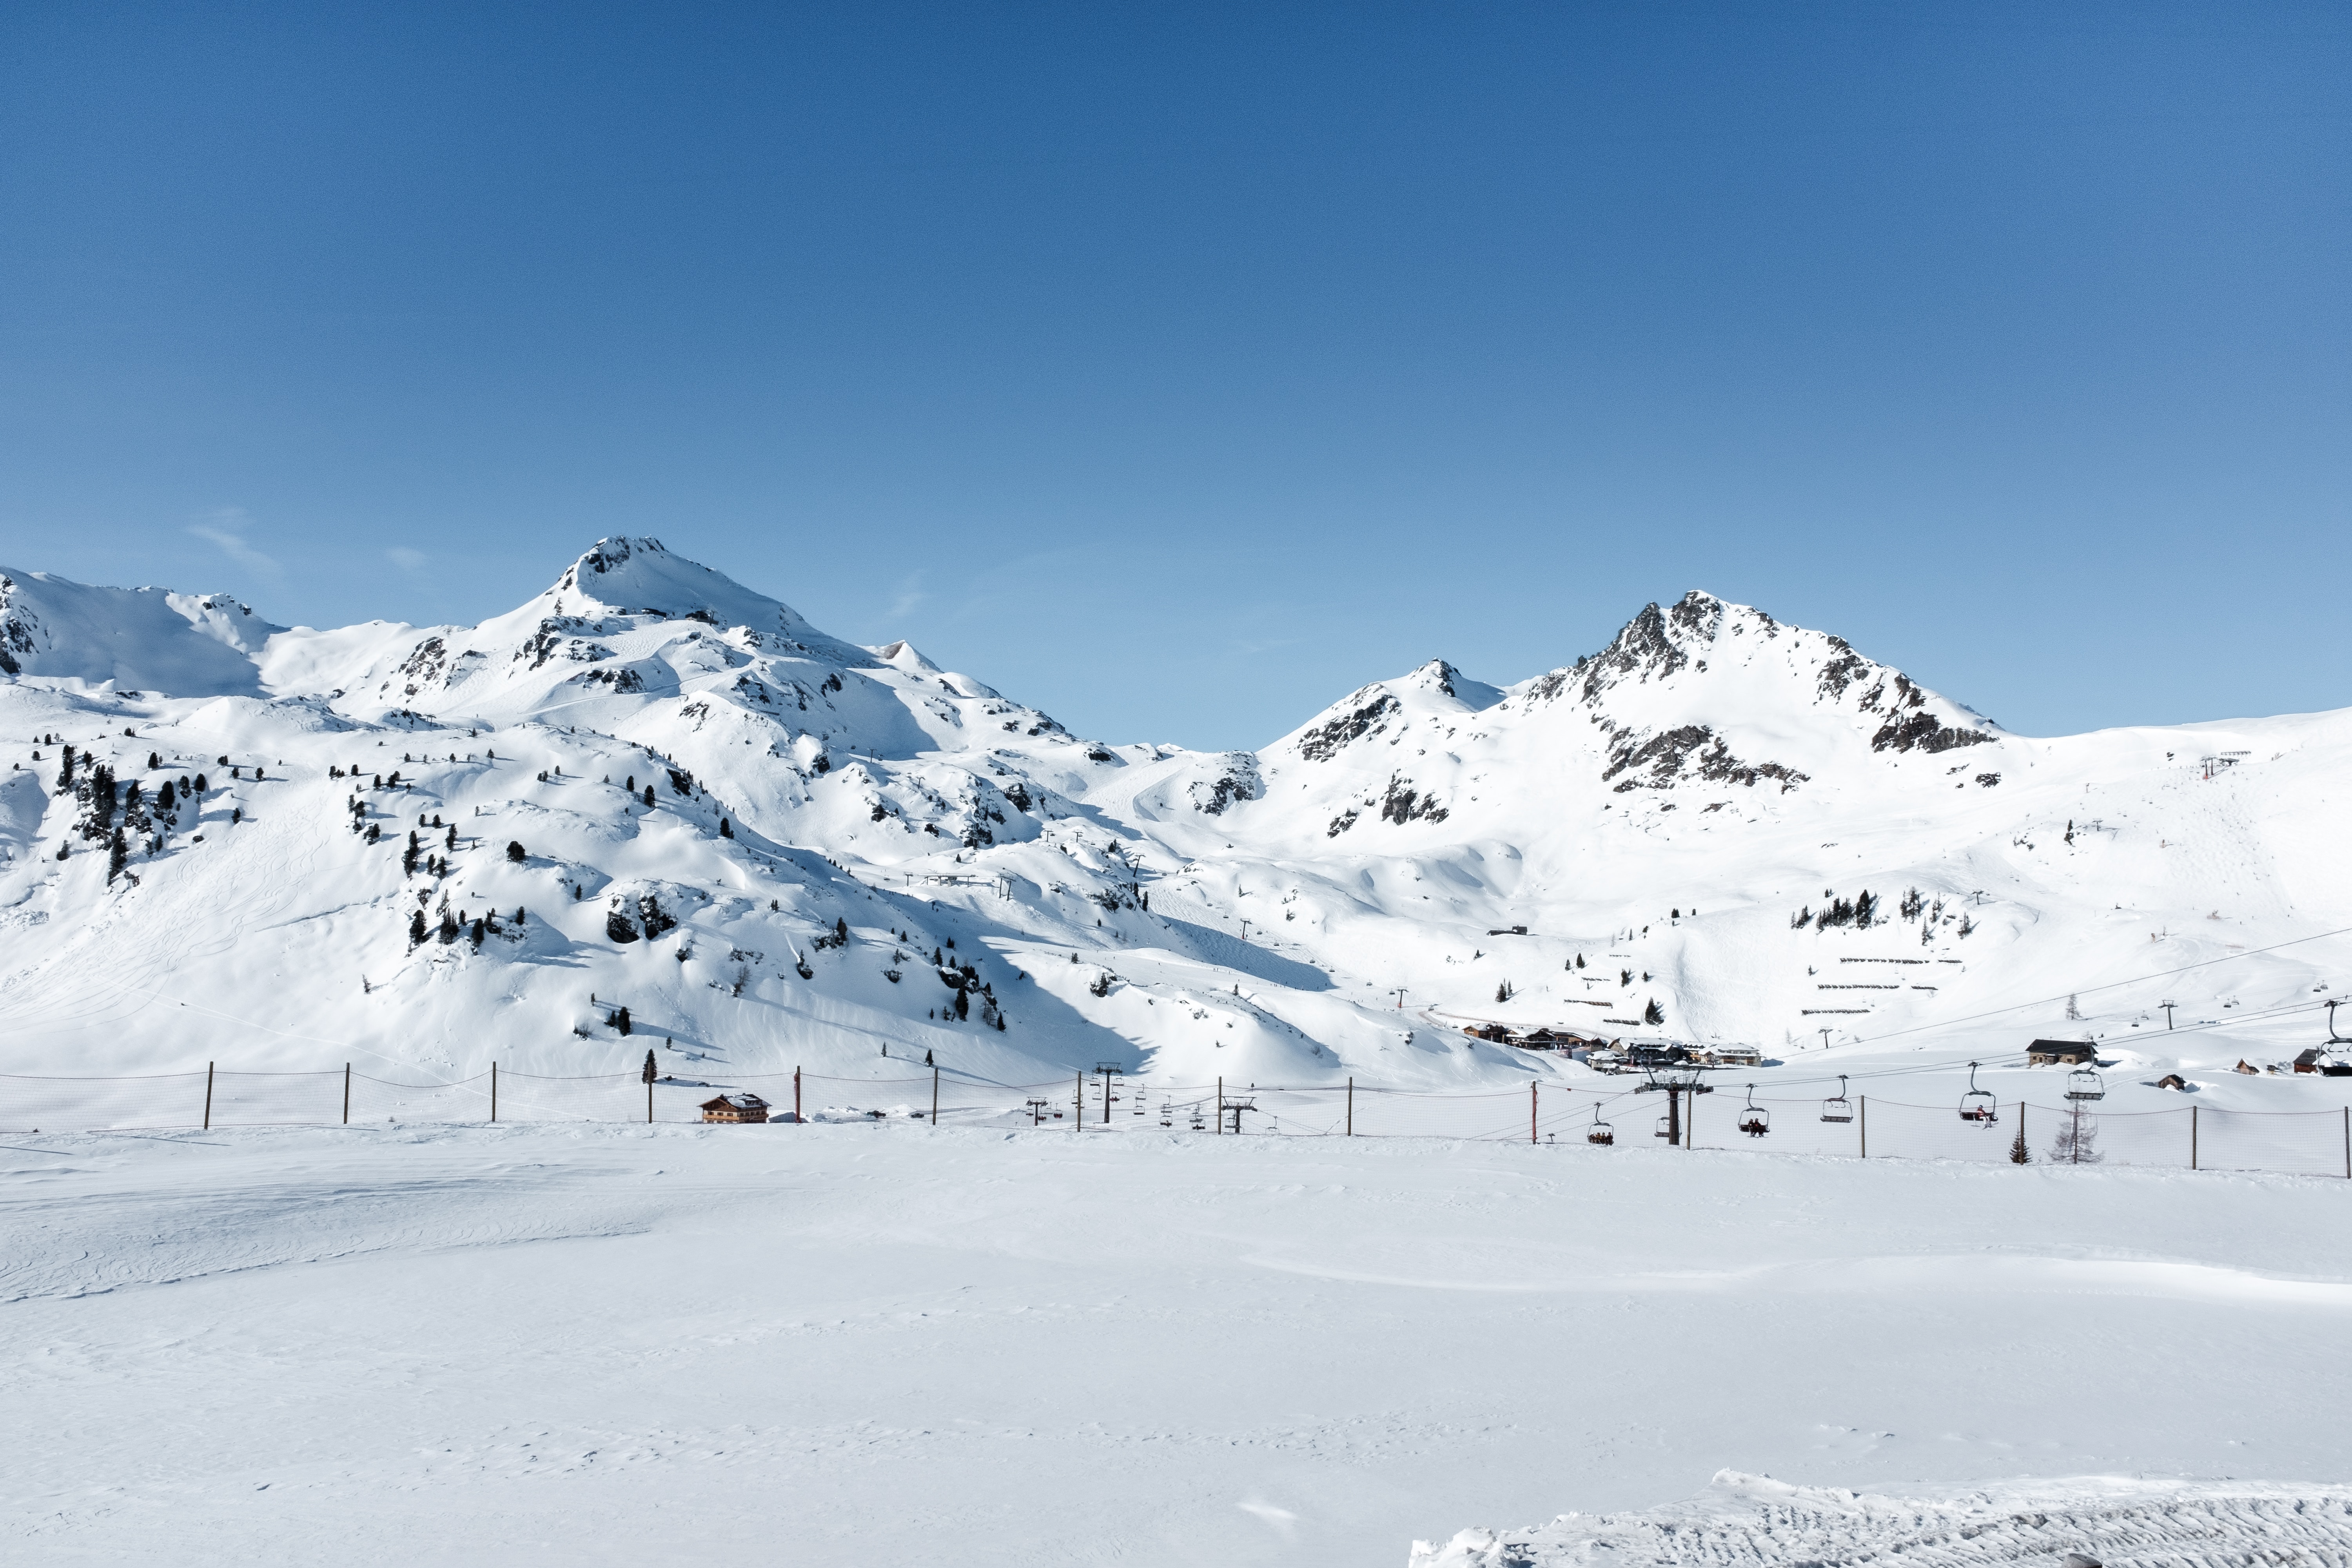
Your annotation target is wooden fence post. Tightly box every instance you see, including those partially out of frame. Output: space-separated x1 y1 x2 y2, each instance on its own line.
203 1061 214 1130
343 1063 350 1126
490 1062 497 1123
1346 1077 1353 1136
1531 1081 1538 1144
2190 1103 2197 1171
1216 1076 1223 1134
793 1065 801 1124
932 1066 940 1126
1858 1096 1866 1158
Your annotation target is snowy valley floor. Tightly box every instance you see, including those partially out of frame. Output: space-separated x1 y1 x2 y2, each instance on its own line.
6 1126 2352 1566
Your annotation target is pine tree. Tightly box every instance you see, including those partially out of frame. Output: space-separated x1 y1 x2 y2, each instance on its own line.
409 909 428 946
147 751 160 769
719 818 733 838
835 917 848 942
445 824 457 851
643 785 655 808
403 831 419 875
1643 998 1665 1025
614 1005 632 1036
2009 1123 2031 1164
56 745 75 789
506 840 525 862
642 1049 657 1084
107 828 127 881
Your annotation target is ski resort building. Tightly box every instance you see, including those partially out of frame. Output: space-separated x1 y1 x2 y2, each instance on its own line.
2026 1040 2097 1066
700 1093 769 1123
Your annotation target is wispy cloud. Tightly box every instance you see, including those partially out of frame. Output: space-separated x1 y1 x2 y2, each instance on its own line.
386 546 428 571
187 509 282 576
887 573 925 619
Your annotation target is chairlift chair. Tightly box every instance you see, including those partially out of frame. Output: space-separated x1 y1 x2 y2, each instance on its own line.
1587 1107 1614 1147
2064 1067 2105 1102
1737 1084 1770 1138
1820 1074 1854 1124
1958 1061 1998 1125
1653 1114 1674 1140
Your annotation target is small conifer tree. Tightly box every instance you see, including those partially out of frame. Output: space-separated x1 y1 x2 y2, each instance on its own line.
719 818 732 838
643 785 655 808
506 840 525 862
409 909 428 946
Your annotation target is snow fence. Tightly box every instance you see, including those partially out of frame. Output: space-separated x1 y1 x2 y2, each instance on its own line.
3 1068 2349 1180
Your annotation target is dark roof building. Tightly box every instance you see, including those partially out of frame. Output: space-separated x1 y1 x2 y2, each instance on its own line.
701 1092 769 1124
2027 1040 2097 1065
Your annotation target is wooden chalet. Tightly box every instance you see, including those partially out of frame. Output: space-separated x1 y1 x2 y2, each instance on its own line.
700 1093 769 1124
2026 1040 2097 1066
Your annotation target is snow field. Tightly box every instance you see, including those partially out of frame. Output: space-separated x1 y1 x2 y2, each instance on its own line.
7 1124 2352 1565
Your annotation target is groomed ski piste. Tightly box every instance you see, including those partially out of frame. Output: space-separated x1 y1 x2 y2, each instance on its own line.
5 539 2352 1563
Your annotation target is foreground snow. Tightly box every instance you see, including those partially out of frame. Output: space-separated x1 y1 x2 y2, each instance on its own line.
6 1125 2351 1564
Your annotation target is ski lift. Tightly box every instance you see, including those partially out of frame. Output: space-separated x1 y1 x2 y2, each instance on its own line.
1587 1107 1614 1147
1958 1061 1998 1125
1737 1084 1770 1138
1653 1114 1673 1140
2064 1067 2105 1102
1159 1099 1174 1127
1820 1074 1853 1123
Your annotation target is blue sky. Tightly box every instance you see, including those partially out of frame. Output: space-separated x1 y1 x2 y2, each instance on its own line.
2 2 2344 747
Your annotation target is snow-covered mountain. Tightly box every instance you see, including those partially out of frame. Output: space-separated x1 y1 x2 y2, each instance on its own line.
2 539 2346 1110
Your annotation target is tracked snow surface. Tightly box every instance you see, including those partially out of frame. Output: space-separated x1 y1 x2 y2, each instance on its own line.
1413 1472 2352 1568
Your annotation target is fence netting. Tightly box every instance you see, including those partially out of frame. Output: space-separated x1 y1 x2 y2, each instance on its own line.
2 1070 2345 1180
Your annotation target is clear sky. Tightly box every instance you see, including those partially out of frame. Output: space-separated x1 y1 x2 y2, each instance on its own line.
2 2 2344 748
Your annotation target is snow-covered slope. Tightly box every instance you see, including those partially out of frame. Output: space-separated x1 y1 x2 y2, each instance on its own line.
2 541 2346 1108
0 568 280 695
